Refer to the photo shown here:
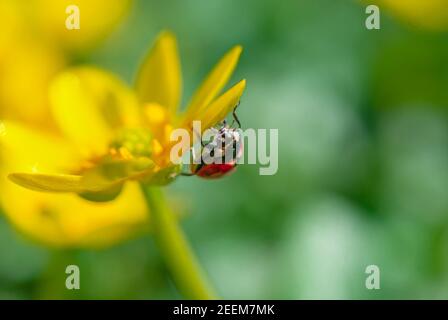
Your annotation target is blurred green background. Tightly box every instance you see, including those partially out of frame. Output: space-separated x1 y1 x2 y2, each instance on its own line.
1 0 448 299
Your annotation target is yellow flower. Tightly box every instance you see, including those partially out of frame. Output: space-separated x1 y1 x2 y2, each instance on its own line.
376 0 448 31
0 0 144 248
2 31 245 246
0 121 148 247
15 0 132 51
0 0 132 126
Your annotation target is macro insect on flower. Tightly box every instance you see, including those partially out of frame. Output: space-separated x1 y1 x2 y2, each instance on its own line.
184 104 244 179
2 30 246 299
6 31 246 201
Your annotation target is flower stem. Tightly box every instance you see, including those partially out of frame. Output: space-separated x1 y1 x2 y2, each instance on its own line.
140 185 217 299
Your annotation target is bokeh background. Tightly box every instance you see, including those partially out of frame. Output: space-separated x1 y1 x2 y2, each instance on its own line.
1 0 448 299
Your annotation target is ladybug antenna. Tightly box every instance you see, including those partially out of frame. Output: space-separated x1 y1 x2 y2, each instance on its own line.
231 101 241 129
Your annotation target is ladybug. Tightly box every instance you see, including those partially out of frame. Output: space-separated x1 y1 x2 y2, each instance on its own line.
185 104 243 179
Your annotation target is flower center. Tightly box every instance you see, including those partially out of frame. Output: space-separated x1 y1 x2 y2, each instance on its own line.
109 128 153 159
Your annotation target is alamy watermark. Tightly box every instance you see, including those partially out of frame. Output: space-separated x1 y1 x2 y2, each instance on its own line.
65 5 80 30
365 5 380 30
365 265 380 290
65 264 80 290
170 121 278 176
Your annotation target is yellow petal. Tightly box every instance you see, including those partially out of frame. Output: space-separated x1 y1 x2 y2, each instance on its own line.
183 46 242 123
32 0 132 51
0 178 148 248
49 67 140 158
8 156 155 195
193 79 246 131
8 171 124 199
135 31 182 113
0 121 81 173
0 39 64 128
9 173 89 193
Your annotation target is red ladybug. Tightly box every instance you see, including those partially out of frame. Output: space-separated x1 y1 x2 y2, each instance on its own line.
195 162 238 179
185 105 243 179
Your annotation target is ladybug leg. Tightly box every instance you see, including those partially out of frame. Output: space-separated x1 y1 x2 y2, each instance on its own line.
231 101 241 129
180 172 195 176
181 162 203 177
180 162 204 177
